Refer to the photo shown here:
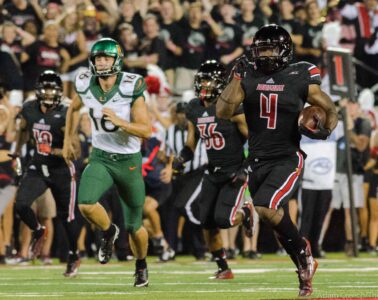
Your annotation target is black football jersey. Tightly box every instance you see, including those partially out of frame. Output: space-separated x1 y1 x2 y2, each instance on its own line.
21 100 67 164
186 99 245 171
241 62 321 159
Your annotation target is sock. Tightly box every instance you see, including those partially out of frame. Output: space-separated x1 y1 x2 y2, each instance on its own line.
103 223 116 238
62 220 80 254
212 248 229 271
273 212 306 253
17 206 39 230
277 234 299 269
242 206 251 221
136 258 147 270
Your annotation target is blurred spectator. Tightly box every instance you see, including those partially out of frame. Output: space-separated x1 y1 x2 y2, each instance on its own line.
296 0 324 67
0 88 17 264
236 0 265 48
159 0 184 87
324 100 371 256
115 0 144 39
211 3 243 68
118 23 143 75
3 0 44 33
59 10 89 98
0 21 35 106
273 0 304 61
82 6 110 52
340 0 378 89
300 131 337 258
175 2 221 94
21 21 70 95
124 14 168 77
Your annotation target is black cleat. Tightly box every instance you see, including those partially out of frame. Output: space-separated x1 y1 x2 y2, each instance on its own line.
30 226 47 259
134 268 149 287
98 224 119 264
64 253 81 277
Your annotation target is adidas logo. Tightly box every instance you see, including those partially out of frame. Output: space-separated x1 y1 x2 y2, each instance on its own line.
266 78 275 84
39 119 45 124
202 111 209 117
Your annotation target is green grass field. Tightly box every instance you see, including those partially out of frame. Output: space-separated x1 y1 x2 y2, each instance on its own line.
0 254 378 300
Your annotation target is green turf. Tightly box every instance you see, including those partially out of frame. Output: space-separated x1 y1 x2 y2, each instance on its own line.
0 254 377 299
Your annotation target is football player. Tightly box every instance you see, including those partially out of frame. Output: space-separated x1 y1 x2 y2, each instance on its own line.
173 60 254 279
63 38 151 287
13 70 81 276
216 24 338 296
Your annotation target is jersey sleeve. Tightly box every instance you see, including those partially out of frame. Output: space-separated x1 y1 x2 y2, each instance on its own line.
132 77 147 102
74 70 91 96
302 62 322 85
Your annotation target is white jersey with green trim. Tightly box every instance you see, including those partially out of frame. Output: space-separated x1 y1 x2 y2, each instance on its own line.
75 70 146 154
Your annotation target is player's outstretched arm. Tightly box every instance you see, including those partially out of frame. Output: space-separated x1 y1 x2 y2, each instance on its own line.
103 96 152 139
307 84 338 132
63 95 82 161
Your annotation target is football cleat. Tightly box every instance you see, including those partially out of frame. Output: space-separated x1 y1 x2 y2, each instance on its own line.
242 201 255 238
297 238 318 296
159 248 175 262
209 268 234 280
64 253 80 277
98 224 120 264
40 255 53 265
29 226 47 259
134 268 149 287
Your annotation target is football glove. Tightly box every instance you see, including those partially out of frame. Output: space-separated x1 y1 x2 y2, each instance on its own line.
231 55 250 80
231 160 250 185
299 121 331 140
172 156 185 174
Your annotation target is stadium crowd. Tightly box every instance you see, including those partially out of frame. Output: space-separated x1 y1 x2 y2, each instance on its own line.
0 0 377 272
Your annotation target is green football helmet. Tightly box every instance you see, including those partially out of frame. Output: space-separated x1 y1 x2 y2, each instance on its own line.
89 38 124 76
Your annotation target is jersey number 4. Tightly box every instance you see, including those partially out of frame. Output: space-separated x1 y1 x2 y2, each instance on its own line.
260 93 278 129
197 123 225 150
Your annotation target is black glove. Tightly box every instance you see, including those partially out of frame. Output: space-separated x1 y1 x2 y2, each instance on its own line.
230 55 250 80
299 121 331 140
172 156 185 174
231 161 250 185
8 153 23 185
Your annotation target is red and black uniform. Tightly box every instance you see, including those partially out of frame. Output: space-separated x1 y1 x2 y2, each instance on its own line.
15 100 77 225
241 61 321 209
186 98 246 229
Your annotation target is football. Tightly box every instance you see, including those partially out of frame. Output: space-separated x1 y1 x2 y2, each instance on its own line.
298 105 327 130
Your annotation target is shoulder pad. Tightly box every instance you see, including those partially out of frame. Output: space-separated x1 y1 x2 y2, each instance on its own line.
294 61 321 85
118 72 146 99
74 70 92 94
